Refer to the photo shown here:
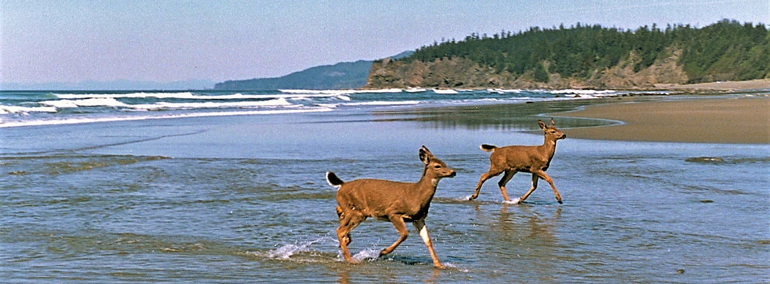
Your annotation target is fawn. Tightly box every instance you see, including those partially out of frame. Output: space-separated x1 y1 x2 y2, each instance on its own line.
326 146 456 268
469 118 566 204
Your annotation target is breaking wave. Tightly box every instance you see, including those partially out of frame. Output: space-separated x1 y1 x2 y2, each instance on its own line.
1 89 670 128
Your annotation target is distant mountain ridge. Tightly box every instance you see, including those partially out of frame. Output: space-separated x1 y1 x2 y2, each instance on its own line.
214 60 372 90
214 51 414 90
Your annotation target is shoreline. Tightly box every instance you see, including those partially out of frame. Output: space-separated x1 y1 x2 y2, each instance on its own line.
653 78 770 92
555 96 770 144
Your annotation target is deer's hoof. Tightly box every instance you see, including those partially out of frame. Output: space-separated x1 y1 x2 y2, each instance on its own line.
379 249 391 257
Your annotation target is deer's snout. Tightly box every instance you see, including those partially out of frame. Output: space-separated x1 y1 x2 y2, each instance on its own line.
447 170 457 178
560 133 567 139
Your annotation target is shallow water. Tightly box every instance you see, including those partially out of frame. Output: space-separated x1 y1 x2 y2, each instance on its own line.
1 98 768 283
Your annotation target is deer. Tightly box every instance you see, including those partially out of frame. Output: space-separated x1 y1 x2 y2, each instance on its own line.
326 146 456 268
468 118 566 204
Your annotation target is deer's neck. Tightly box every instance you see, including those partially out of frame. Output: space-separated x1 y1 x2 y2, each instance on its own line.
415 171 440 201
541 137 558 160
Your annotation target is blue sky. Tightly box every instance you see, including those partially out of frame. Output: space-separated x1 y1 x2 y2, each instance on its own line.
1 0 768 85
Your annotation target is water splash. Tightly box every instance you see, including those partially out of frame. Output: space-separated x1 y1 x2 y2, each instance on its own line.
267 237 335 260
350 248 381 263
503 197 522 204
442 263 471 272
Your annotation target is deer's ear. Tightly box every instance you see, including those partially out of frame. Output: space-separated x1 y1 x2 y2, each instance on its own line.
419 146 432 164
538 119 547 130
549 118 555 127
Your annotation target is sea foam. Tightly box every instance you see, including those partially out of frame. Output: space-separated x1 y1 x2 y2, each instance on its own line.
42 98 129 108
0 108 333 128
55 92 197 99
0 105 57 114
129 98 293 110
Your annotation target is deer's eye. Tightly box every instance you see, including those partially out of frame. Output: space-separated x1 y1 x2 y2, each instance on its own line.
434 165 442 169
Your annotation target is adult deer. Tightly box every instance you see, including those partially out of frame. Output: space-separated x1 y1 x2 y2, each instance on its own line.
468 118 566 204
326 146 456 268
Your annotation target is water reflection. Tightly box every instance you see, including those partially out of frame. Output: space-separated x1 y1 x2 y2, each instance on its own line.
335 262 442 284
495 203 562 282
373 99 627 130
337 267 350 284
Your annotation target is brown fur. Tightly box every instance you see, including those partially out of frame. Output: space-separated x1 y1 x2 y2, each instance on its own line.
326 146 455 268
469 118 566 203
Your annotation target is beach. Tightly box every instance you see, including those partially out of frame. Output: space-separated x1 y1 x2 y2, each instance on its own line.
1 90 769 283
655 78 770 91
560 97 770 144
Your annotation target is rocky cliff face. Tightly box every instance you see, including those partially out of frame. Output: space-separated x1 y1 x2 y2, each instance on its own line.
364 49 689 90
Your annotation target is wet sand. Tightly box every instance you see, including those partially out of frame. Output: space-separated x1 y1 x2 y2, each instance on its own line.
655 79 770 91
559 97 770 144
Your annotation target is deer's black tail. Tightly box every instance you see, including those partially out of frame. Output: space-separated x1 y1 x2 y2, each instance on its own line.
480 144 497 152
326 172 344 188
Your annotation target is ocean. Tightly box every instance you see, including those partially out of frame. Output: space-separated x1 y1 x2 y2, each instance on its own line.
1 89 768 283
0 88 646 128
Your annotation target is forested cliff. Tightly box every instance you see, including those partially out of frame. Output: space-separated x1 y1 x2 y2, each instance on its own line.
365 19 769 89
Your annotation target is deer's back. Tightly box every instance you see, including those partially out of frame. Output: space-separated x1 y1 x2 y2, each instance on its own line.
491 145 551 171
336 178 417 217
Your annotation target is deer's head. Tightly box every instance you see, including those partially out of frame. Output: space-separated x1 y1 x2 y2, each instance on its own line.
419 146 456 182
539 118 566 141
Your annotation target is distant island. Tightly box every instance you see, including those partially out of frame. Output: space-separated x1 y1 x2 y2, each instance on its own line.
214 60 372 90
365 19 769 90
214 52 413 90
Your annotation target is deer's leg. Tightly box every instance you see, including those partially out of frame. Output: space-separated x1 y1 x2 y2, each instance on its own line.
413 219 443 268
470 168 503 200
497 170 517 202
519 174 540 202
337 211 365 263
380 214 408 257
336 225 352 262
336 206 352 246
533 170 562 204
335 206 344 219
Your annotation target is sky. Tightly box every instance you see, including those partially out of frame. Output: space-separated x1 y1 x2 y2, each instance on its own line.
1 0 768 86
